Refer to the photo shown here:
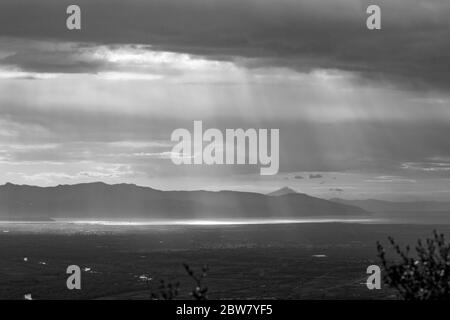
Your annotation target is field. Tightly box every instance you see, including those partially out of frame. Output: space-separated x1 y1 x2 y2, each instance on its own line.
1 221 449 300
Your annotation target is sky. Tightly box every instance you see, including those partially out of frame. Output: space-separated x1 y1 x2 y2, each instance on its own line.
0 0 450 200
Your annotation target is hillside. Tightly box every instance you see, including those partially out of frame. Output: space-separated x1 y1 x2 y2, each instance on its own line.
331 198 450 213
0 182 368 219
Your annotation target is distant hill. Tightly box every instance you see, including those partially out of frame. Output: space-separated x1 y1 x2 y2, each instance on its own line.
267 187 298 197
330 198 450 213
0 216 54 222
0 182 368 219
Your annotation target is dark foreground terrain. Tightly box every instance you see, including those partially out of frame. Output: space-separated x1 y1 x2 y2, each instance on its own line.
1 221 449 300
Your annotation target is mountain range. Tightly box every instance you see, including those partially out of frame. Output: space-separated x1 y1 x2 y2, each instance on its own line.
0 183 367 220
330 198 450 213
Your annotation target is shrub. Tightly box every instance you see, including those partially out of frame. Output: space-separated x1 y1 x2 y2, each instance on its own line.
149 263 209 300
183 263 209 300
377 230 450 300
149 278 180 300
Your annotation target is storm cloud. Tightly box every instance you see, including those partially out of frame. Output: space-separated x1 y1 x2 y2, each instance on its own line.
0 0 449 88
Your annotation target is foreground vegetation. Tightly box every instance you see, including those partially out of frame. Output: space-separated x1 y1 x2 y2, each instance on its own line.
378 230 450 300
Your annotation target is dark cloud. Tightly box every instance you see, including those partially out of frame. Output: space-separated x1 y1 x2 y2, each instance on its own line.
1 48 108 74
0 0 449 88
309 174 323 179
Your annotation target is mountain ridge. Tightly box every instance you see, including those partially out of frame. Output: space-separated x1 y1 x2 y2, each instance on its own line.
0 182 368 219
330 198 450 213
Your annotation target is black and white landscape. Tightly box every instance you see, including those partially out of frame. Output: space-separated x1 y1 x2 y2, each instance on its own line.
0 0 450 300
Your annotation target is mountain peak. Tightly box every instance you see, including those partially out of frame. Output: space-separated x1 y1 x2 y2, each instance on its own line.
267 187 298 197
